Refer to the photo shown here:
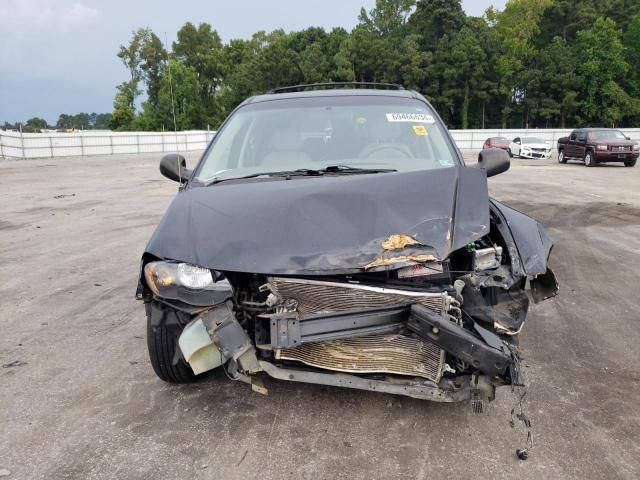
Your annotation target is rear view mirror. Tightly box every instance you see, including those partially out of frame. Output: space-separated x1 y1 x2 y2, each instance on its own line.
160 153 192 183
478 149 510 178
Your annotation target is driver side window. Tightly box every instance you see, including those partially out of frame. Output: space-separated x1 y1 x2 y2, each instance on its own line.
513 137 521 144
576 132 586 142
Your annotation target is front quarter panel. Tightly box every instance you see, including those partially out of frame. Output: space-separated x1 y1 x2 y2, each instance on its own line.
490 199 553 276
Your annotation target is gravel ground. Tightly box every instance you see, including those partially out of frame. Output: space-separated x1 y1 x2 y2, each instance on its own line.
1 151 639 479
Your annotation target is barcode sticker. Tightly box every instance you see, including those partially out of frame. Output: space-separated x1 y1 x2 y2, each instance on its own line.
386 113 435 123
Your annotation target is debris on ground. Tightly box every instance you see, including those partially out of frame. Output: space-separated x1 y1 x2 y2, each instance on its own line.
2 360 27 369
53 193 76 199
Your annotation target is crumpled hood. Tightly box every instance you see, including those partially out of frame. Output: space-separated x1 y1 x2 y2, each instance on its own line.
144 166 490 275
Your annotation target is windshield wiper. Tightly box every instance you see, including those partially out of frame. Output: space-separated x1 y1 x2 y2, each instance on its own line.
320 165 397 174
202 166 396 186
203 169 323 186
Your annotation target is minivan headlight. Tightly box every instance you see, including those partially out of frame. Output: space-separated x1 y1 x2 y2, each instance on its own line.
144 261 232 306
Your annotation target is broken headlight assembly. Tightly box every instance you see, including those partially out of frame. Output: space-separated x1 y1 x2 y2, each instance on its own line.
143 261 232 306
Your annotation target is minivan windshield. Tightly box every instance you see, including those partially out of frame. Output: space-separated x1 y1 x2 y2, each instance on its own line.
193 95 458 183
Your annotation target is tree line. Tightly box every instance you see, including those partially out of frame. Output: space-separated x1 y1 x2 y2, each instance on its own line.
2 112 112 133
111 0 640 132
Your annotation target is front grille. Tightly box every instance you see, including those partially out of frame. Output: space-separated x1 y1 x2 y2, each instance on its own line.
277 334 445 382
268 277 449 316
612 146 630 152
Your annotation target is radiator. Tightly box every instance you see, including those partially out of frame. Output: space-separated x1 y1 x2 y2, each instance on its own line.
277 334 445 382
267 277 449 316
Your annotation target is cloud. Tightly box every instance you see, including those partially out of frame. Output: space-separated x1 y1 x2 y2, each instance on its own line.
0 0 98 33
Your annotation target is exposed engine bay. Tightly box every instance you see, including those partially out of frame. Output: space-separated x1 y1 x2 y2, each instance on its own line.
141 201 558 410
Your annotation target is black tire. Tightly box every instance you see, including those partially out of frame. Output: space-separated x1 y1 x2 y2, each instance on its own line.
558 150 567 164
584 150 596 167
508 148 513 158
624 159 636 167
146 308 197 383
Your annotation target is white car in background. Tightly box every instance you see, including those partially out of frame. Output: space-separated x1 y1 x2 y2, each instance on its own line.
509 136 552 159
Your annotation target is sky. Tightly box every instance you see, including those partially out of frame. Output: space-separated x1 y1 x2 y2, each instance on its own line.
0 0 506 125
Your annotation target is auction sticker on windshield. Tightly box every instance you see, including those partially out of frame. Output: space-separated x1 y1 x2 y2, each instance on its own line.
386 113 435 123
412 125 428 136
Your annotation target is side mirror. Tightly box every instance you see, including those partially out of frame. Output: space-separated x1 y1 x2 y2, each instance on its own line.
625 135 631 140
478 149 510 178
160 153 192 183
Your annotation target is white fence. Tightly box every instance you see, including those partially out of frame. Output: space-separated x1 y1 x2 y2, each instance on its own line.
0 130 216 159
1 128 639 159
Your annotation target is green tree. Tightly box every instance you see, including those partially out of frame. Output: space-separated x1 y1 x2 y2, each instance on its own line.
622 13 640 124
446 27 486 128
487 0 552 127
359 0 416 36
110 82 137 130
173 22 224 123
408 0 465 51
154 59 202 130
576 17 629 126
533 37 581 127
251 30 303 91
25 117 49 131
139 29 168 108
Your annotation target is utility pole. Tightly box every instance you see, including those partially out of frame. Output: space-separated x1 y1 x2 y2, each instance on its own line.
165 32 178 133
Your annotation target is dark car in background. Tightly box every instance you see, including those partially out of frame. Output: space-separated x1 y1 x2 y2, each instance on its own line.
137 83 558 411
557 128 638 167
482 136 510 151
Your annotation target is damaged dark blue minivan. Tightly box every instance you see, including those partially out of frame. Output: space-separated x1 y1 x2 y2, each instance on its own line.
136 83 558 411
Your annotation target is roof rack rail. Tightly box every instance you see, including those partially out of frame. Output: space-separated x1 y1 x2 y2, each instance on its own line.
267 82 405 94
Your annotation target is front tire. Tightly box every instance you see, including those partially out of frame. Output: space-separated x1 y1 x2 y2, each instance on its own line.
584 151 596 167
146 306 197 383
558 150 567 164
508 148 513 158
624 159 636 167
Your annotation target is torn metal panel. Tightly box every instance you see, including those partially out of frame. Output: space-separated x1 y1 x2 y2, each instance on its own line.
381 234 421 250
452 166 491 251
490 199 553 276
458 276 529 332
364 254 437 270
530 267 559 303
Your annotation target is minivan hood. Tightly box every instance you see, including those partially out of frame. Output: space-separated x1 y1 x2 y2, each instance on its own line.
144 166 490 275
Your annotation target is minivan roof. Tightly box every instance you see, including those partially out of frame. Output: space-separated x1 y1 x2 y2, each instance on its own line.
244 87 425 106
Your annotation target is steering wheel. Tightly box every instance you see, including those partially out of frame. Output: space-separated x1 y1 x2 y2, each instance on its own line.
358 143 413 159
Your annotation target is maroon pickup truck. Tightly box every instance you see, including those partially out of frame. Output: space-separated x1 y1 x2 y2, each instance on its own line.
557 128 638 167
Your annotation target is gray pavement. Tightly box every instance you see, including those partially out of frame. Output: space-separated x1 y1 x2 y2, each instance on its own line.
1 151 639 479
